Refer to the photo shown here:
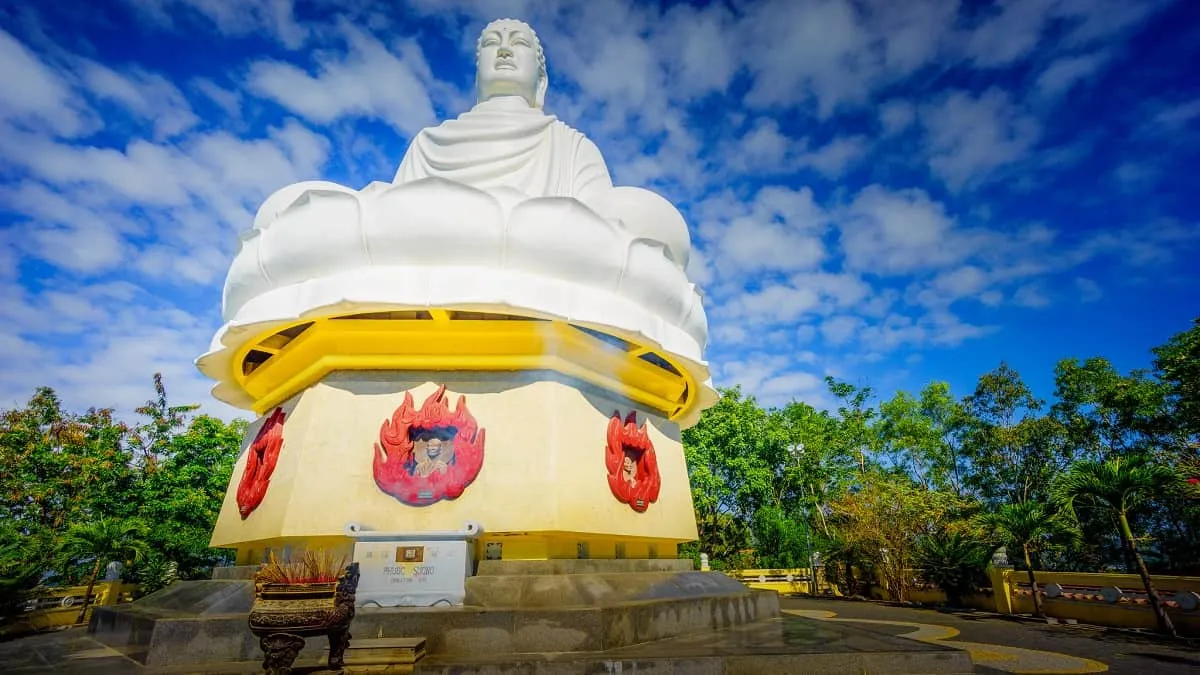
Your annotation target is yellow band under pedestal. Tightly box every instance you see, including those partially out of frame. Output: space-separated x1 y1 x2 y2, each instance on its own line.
230 310 699 422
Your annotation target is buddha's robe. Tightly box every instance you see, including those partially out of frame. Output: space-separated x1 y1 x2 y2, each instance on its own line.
391 96 691 270
394 96 613 204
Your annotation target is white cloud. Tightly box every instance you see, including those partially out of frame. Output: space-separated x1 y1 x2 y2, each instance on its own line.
0 29 93 137
1074 277 1102 302
740 0 957 118
698 186 828 277
246 23 438 135
821 315 864 345
840 185 976 274
125 0 310 49
920 88 1040 189
734 118 799 171
721 285 822 325
80 60 199 139
0 279 241 420
879 99 916 135
1012 283 1051 308
193 78 243 119
909 265 990 307
797 136 868 177
1035 52 1109 98
964 0 1055 68
1152 99 1200 131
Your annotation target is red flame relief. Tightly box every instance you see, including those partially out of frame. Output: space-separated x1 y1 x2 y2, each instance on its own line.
605 411 662 512
374 385 486 506
236 407 286 519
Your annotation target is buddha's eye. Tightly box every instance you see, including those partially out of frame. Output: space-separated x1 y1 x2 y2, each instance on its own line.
482 36 499 47
513 38 529 47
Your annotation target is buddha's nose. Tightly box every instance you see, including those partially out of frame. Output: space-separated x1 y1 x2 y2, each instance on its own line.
498 46 512 58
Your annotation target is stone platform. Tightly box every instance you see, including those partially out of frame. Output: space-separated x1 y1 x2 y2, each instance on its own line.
86 561 972 673
90 561 777 668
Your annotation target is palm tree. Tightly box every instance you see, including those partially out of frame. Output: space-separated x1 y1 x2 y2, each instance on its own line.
977 501 1077 618
914 532 994 608
1052 455 1182 637
58 518 151 624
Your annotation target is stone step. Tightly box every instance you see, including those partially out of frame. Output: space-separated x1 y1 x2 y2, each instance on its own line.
346 636 426 665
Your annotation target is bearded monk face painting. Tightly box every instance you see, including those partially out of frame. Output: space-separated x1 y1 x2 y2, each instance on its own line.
622 450 639 487
409 427 457 477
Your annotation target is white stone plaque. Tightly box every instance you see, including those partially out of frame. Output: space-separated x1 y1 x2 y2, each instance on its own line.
353 539 472 607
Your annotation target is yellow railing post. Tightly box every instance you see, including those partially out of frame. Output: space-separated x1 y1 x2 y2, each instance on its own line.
988 566 1014 614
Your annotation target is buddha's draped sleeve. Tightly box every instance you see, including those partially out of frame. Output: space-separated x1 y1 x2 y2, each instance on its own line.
572 136 614 207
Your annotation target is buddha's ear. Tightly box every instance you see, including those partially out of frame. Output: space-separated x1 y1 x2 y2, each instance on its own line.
534 74 548 109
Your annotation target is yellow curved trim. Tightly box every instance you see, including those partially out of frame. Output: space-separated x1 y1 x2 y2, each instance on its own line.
229 311 699 421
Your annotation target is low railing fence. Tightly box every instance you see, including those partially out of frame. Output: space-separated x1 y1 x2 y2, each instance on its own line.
1008 571 1200 613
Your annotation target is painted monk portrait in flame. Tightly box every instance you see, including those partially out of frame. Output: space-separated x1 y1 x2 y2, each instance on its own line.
374 385 486 506
605 411 662 512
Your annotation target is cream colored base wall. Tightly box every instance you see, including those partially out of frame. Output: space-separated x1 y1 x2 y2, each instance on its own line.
210 372 699 562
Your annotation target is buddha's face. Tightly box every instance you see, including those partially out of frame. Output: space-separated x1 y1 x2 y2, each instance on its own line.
476 20 545 107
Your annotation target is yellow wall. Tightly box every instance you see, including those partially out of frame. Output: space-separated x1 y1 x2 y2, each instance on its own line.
803 566 1200 634
730 569 839 596
212 373 699 561
2 582 138 635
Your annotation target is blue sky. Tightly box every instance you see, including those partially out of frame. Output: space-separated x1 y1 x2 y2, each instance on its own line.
1 0 1197 419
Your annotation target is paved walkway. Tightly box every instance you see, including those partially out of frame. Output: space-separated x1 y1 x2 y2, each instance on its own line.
783 597 1200 675
3 600 1197 673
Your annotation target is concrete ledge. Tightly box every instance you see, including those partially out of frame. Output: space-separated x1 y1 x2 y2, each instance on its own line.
211 565 260 580
356 588 780 655
475 559 694 576
465 570 748 608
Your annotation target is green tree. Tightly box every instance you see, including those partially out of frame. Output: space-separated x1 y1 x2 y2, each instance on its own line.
977 501 1077 618
960 364 1068 505
828 475 966 603
750 505 810 569
0 389 135 558
1053 455 1184 636
1053 357 1171 459
825 377 876 474
57 518 150 624
878 382 971 496
130 373 199 474
139 414 244 578
682 387 776 567
1152 317 1200 441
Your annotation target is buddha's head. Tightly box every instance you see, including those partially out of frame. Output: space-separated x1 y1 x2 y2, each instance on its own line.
475 18 547 109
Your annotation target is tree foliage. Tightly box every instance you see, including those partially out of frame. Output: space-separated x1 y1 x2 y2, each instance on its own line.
0 375 243 613
682 316 1200 628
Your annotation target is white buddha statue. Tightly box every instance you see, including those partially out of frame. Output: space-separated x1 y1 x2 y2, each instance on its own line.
206 17 715 424
393 19 691 270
